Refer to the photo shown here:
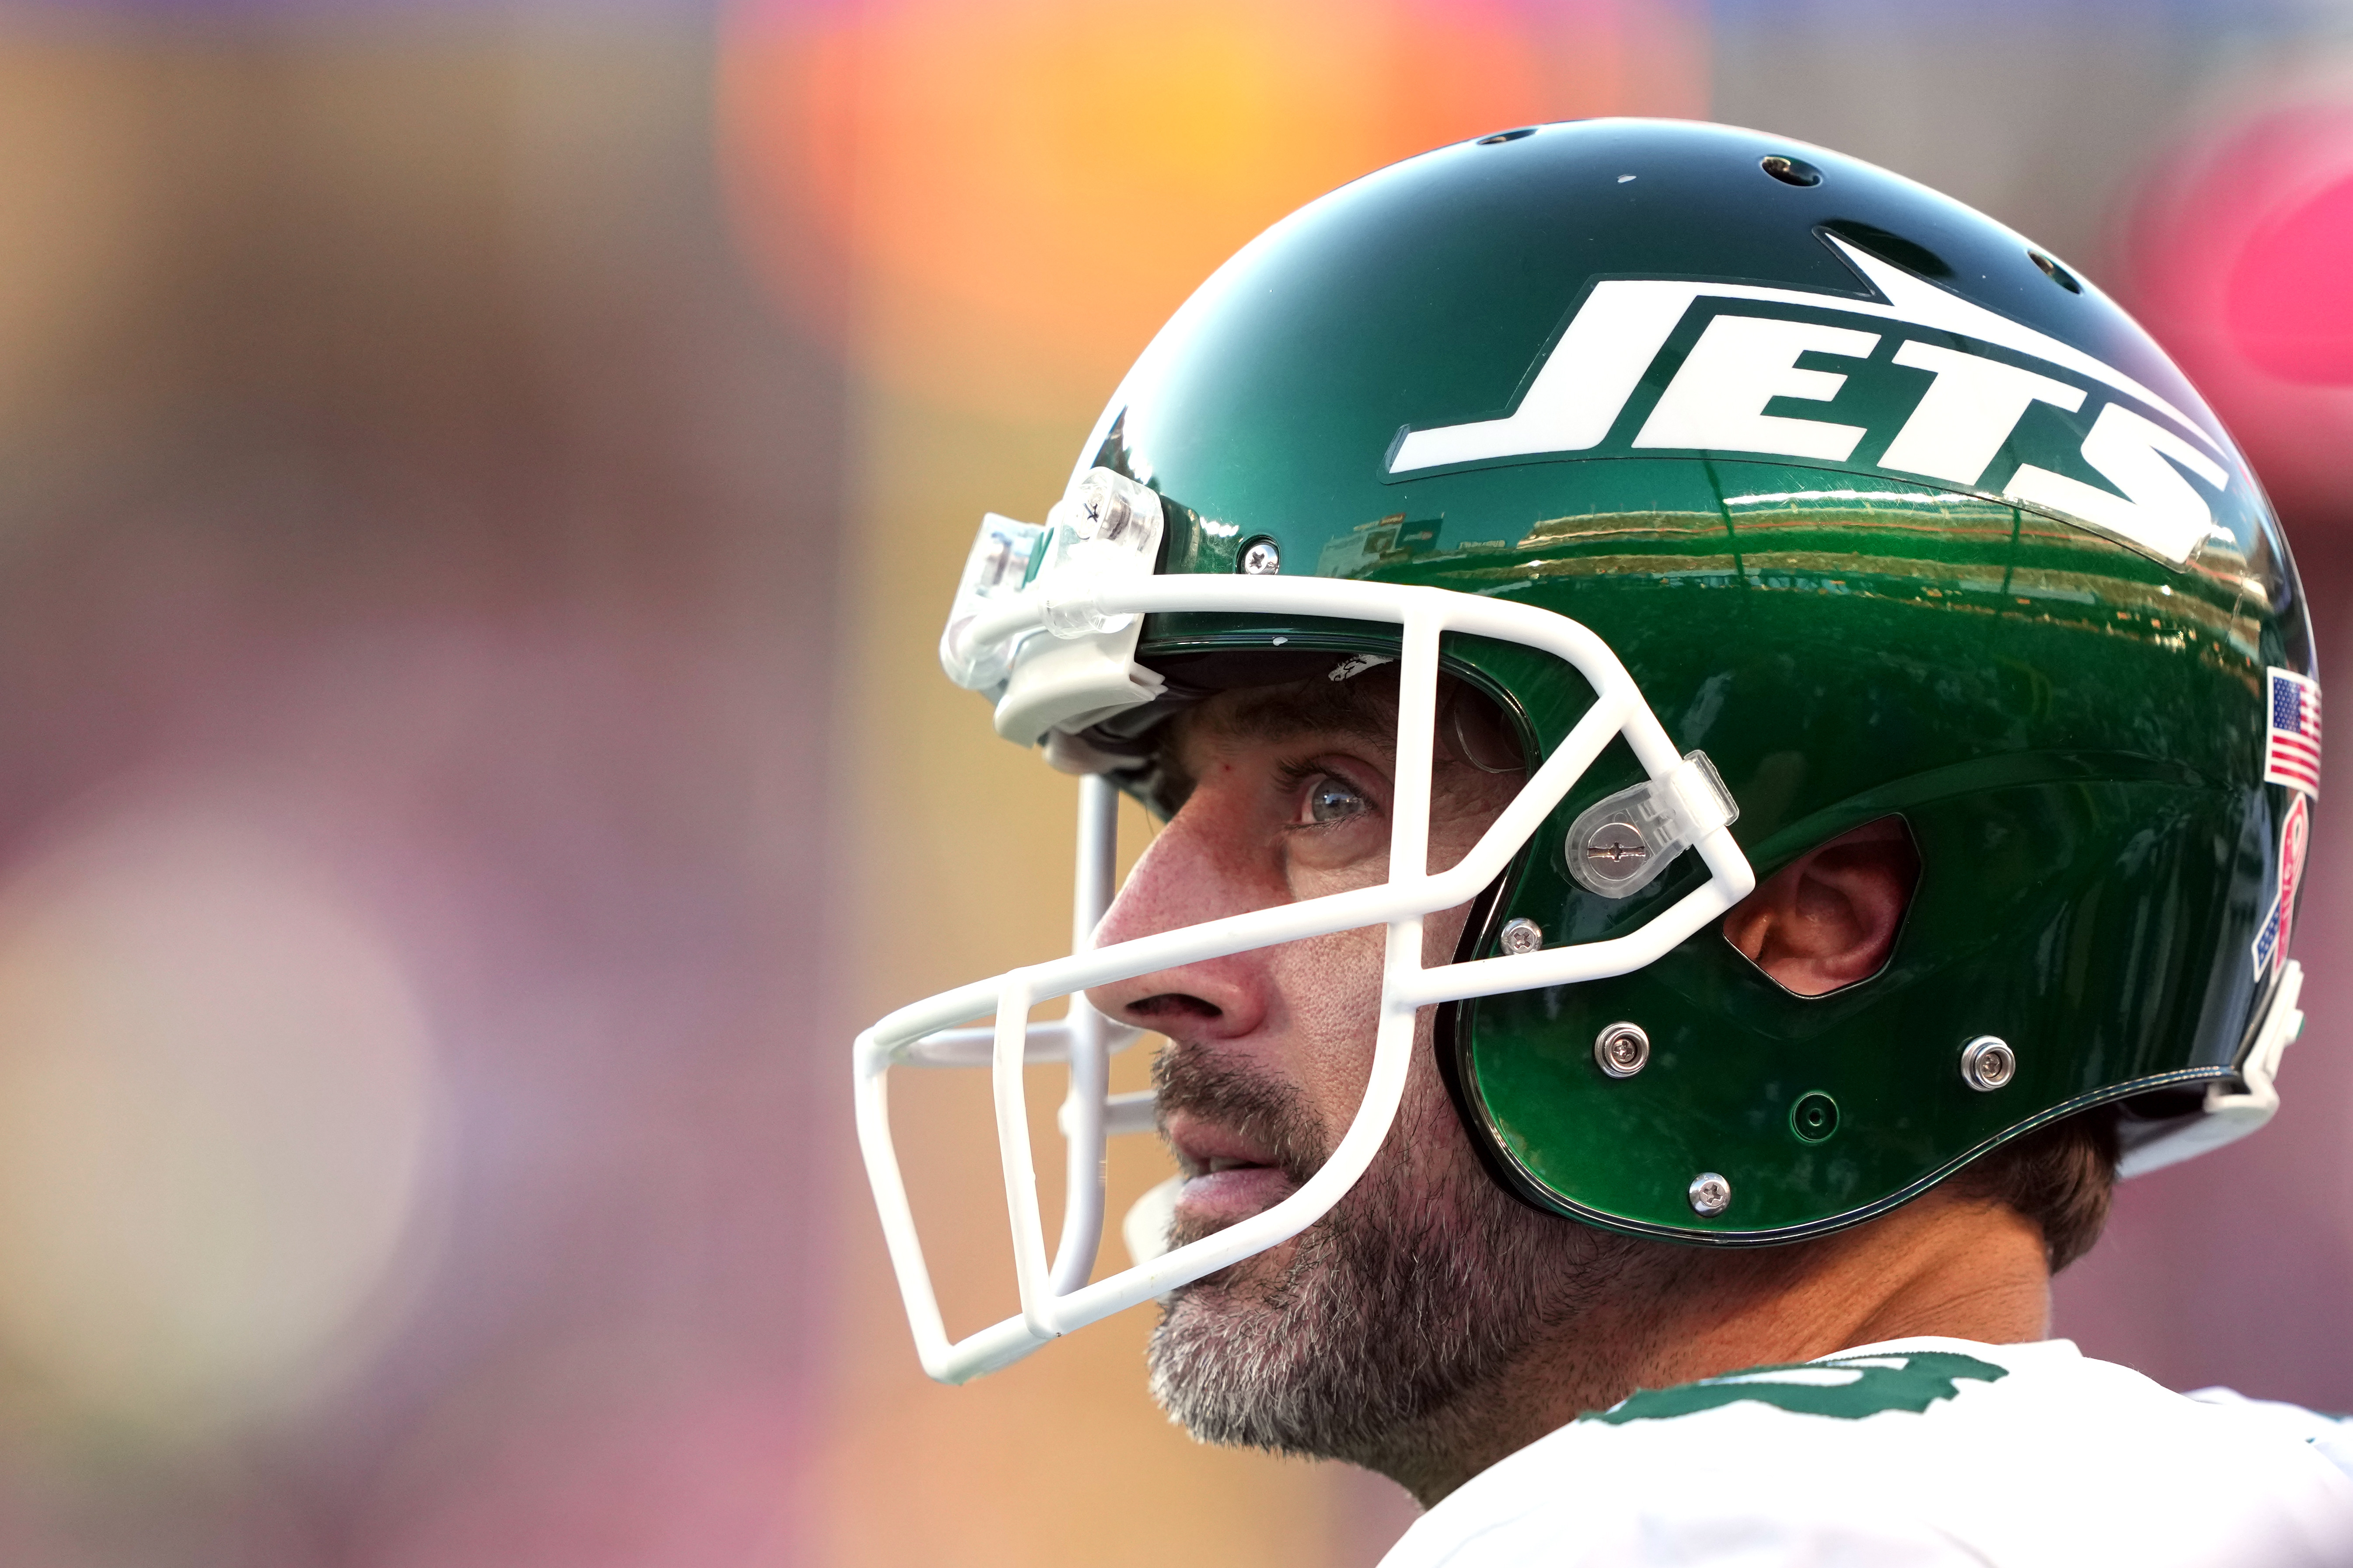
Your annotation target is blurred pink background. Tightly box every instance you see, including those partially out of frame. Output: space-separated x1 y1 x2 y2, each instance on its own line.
0 2 2337 1565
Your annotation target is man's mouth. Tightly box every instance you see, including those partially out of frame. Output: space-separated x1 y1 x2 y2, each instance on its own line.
1165 1113 1300 1228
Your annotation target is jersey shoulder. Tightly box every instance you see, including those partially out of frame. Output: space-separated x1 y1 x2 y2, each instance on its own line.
1379 1338 2353 1568
2183 1387 2353 1482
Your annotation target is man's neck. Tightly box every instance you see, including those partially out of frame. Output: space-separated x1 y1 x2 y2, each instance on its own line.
1375 1190 2053 1506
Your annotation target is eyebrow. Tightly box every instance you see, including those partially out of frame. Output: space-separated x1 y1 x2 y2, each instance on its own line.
1146 675 1402 816
1206 680 1400 749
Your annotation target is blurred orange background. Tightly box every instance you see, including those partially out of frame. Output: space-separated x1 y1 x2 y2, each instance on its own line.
0 2 2339 1565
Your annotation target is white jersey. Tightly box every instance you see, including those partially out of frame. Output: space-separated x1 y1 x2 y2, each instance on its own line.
1381 1338 2353 1568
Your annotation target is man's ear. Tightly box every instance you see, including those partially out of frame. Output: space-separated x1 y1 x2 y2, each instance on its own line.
1722 816 1920 997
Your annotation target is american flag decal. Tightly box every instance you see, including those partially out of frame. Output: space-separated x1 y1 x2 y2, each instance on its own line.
2264 668 2322 798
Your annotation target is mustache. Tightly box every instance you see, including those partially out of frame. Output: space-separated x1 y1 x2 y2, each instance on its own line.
1150 1042 1330 1191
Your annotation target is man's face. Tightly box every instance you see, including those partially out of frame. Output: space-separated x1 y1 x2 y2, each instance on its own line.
1086 672 1656 1467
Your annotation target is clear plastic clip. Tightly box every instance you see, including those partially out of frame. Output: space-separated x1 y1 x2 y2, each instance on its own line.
940 513 1047 692
1037 469 1165 639
938 468 1167 700
1566 750 1738 899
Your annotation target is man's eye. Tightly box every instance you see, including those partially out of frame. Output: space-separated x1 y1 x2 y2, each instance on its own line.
1304 777 1370 825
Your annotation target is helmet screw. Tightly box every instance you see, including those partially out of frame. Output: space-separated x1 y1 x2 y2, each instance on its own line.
1498 917 1544 955
1581 820 1651 879
1688 1171 1732 1216
1238 538 1281 575
1960 1035 2016 1092
1594 1021 1651 1078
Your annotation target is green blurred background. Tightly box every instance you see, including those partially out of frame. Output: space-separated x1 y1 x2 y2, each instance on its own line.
0 1 2342 1564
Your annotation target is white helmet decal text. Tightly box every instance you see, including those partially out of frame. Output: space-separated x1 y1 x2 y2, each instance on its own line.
1387 236 2234 568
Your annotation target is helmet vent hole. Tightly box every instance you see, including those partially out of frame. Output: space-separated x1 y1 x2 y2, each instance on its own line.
1760 154 1822 187
1477 127 1537 146
2029 250 2082 293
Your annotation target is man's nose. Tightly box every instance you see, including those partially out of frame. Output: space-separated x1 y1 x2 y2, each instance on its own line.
1084 793 1272 1038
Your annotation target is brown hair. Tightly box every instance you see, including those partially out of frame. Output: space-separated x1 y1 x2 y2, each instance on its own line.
1948 1106 2121 1272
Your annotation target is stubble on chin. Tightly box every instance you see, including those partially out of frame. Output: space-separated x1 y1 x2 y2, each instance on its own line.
1144 1044 1650 1476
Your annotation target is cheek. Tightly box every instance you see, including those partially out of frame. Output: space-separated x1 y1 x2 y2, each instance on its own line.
1261 923 1386 1134
1420 896 1477 971
1284 832 1392 902
1257 891 1487 1135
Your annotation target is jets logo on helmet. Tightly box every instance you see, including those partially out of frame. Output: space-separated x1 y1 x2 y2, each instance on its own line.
1387 235 2239 569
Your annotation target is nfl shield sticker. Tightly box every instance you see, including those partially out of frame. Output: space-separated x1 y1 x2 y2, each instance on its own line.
2264 668 2322 798
2252 792 2311 981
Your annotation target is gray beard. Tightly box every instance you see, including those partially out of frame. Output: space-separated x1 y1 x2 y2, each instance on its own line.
1144 1044 1645 1471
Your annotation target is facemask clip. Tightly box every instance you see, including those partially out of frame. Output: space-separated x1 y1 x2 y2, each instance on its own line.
936 469 1169 746
1565 750 1739 899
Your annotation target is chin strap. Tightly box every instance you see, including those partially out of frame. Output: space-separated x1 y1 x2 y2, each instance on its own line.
2116 959 2304 1178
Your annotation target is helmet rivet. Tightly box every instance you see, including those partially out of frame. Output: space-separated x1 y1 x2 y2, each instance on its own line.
1498 916 1543 955
1594 1021 1650 1078
1960 1035 2016 1092
1238 538 1281 575
1688 1172 1732 1216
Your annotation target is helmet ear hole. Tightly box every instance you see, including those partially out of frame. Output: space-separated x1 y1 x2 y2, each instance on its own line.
1723 815 1920 998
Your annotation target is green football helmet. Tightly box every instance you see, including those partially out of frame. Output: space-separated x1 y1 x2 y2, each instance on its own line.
857 118 2317 1383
